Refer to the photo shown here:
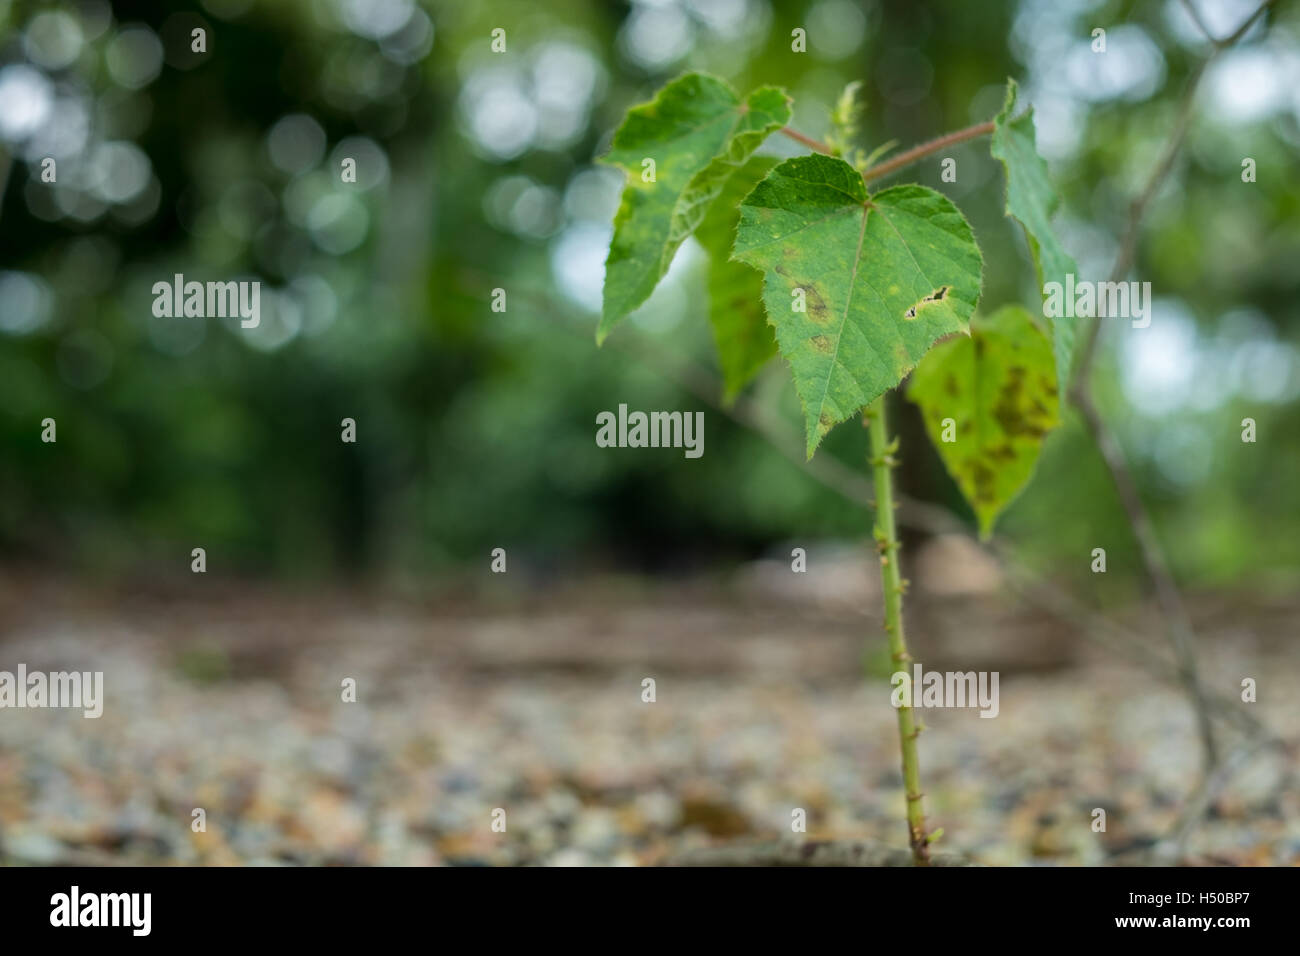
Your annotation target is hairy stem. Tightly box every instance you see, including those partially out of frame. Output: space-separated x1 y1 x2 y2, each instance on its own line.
778 126 833 154
865 394 930 865
555 291 1264 744
779 120 995 182
862 121 994 182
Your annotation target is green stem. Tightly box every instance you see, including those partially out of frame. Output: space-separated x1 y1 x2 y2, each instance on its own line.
865 394 930 865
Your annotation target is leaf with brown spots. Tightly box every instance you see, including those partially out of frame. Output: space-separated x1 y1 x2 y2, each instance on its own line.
906 304 1060 538
732 154 983 457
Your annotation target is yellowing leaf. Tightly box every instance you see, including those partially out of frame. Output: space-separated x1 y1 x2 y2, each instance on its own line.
906 304 1060 538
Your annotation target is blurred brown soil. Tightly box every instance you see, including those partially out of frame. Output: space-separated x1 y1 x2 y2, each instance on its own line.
0 549 1295 866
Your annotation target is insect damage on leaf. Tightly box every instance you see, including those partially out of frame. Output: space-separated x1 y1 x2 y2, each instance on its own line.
732 154 983 458
904 286 949 319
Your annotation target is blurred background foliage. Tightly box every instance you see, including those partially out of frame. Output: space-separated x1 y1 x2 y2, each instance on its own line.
0 0 1297 600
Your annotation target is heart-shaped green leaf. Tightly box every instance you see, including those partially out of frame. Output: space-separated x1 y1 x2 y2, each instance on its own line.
733 153 983 457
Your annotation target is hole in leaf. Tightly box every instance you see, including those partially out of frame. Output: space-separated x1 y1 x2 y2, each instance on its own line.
903 286 949 320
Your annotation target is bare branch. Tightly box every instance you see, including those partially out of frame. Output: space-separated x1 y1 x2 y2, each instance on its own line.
1155 732 1285 863
1220 0 1278 46
1067 0 1279 778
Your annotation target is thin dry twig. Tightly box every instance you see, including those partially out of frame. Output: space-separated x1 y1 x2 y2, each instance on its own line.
1179 0 1220 46
1068 0 1279 777
1155 732 1287 863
